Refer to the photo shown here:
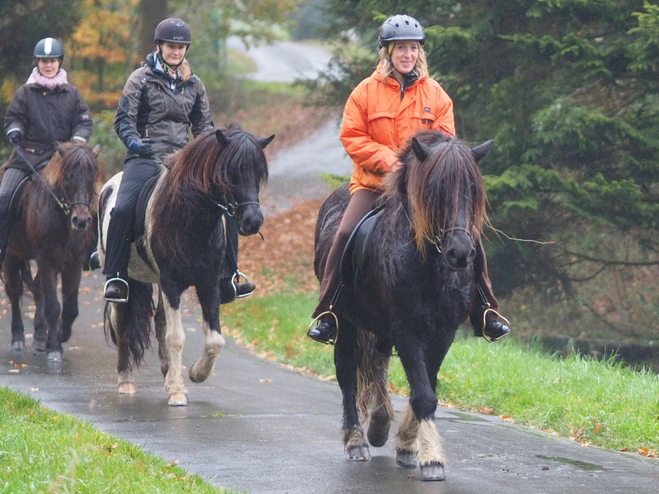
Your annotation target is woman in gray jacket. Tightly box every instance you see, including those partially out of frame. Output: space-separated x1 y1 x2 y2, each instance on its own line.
103 17 255 302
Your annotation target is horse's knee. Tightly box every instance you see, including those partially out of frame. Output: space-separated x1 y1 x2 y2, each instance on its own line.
410 393 438 421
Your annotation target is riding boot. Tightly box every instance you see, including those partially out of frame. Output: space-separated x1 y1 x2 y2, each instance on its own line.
220 273 255 304
220 216 256 304
470 240 510 342
103 208 133 302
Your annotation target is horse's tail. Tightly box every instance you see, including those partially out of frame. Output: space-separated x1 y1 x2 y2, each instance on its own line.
104 280 154 367
355 329 394 447
19 260 34 295
0 260 34 296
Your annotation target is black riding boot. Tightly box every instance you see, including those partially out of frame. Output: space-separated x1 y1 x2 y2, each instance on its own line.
103 208 133 303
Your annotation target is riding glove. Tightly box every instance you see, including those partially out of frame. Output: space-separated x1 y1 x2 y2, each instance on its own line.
129 139 155 158
7 131 20 146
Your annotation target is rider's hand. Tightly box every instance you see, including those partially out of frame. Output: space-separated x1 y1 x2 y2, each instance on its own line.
129 139 155 158
7 131 21 146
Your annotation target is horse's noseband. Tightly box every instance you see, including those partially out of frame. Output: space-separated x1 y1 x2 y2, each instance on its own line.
431 226 473 255
215 199 260 218
61 199 93 216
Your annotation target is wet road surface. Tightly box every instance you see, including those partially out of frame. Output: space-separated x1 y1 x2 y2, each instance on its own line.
0 271 657 494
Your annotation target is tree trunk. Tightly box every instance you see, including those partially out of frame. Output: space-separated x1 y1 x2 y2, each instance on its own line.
138 0 168 59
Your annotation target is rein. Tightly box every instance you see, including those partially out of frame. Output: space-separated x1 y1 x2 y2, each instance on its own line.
12 143 93 217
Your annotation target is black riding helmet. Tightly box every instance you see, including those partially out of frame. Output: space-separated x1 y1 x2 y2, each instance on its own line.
34 37 64 60
154 17 192 45
378 14 425 47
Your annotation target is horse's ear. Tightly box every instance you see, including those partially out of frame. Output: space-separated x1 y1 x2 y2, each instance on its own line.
412 137 432 162
471 140 494 162
92 145 101 156
259 134 275 149
215 129 231 147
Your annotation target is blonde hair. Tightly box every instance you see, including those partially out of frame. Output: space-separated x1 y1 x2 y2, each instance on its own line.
178 59 191 82
378 41 429 79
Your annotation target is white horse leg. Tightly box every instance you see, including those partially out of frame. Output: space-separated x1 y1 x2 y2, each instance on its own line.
188 322 225 383
416 418 446 481
162 300 188 406
395 404 420 468
110 304 136 395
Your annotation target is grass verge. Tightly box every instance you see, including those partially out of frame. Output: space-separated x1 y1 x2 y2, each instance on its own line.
0 387 232 493
221 291 659 457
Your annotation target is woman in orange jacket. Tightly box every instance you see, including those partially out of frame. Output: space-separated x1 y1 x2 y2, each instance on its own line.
308 14 510 344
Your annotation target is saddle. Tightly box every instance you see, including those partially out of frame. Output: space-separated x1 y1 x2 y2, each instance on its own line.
340 206 383 286
5 160 49 220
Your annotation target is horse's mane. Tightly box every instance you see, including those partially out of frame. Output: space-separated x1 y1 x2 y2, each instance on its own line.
150 122 269 262
382 130 487 258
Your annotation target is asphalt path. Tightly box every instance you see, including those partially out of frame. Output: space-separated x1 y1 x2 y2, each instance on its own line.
0 273 658 494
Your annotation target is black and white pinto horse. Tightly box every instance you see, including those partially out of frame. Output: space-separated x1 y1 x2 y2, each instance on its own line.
2 141 99 360
98 124 272 406
314 130 492 480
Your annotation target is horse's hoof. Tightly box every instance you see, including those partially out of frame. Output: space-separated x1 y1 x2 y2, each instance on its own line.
47 350 63 361
33 339 47 353
11 340 25 352
168 392 189 407
420 462 446 481
347 445 371 461
118 382 136 395
396 450 417 468
367 419 390 447
188 362 213 383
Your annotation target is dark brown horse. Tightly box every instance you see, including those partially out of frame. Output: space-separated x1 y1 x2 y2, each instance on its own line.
314 130 492 481
2 141 100 360
98 124 272 406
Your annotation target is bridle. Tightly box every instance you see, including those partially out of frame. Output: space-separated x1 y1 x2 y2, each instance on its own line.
215 198 260 218
429 226 473 255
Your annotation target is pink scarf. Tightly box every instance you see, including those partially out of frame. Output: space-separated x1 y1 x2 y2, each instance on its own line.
26 67 68 90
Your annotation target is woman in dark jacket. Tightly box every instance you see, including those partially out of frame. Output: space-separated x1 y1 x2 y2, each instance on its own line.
1 37 92 265
103 17 255 303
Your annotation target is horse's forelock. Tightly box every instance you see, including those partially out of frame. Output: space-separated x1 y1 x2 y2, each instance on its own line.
43 142 98 189
402 134 487 257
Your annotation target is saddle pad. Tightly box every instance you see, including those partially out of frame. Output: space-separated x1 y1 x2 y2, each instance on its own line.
340 206 383 285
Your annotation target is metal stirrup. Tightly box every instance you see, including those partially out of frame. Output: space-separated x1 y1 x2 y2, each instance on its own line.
308 308 339 345
481 306 511 343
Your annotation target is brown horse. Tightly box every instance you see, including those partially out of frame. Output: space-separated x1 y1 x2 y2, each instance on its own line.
2 141 100 360
98 124 272 406
314 130 492 481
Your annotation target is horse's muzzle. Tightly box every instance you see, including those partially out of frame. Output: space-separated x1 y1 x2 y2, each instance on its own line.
238 205 264 236
71 211 93 231
443 232 476 271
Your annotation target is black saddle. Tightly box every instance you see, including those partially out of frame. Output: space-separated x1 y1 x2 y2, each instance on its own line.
6 160 49 220
340 206 383 286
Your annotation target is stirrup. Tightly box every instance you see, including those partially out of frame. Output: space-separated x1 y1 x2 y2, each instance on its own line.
308 310 339 345
104 277 129 303
231 270 254 299
481 307 511 343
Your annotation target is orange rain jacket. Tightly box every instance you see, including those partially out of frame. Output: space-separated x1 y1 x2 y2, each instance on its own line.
340 70 456 193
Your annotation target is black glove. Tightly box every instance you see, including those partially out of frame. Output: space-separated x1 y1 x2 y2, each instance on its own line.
129 139 154 157
7 131 21 146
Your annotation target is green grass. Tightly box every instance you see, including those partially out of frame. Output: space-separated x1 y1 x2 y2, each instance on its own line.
221 291 659 455
0 387 231 493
